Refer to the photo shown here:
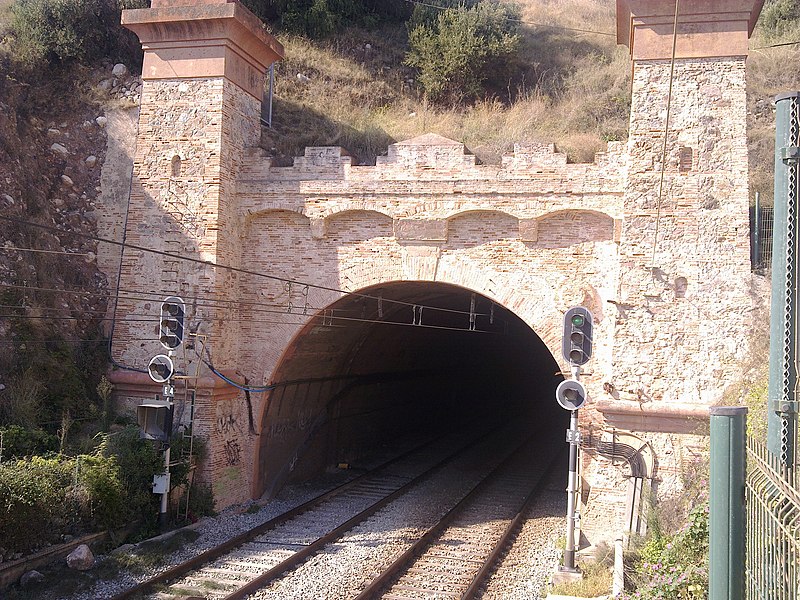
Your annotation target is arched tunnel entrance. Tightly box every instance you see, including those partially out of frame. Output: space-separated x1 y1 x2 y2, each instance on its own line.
254 282 567 498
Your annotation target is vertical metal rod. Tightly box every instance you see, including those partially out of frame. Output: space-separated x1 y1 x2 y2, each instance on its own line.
564 408 579 570
562 363 582 571
768 92 800 473
754 191 762 270
260 63 275 128
159 445 171 527
159 377 175 529
709 406 747 600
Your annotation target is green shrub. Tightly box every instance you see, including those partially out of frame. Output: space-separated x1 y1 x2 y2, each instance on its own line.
0 456 70 552
9 0 145 70
186 481 216 521
0 453 127 553
98 426 162 525
0 425 58 458
759 0 800 42
405 1 522 103
0 429 166 555
624 502 709 599
241 0 411 37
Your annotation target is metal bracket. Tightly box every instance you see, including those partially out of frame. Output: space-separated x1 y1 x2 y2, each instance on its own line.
771 399 798 415
780 146 800 164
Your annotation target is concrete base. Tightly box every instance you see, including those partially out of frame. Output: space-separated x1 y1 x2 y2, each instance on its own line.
552 566 584 586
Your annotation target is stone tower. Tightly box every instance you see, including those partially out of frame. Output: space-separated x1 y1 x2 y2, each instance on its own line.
582 0 763 535
115 0 283 505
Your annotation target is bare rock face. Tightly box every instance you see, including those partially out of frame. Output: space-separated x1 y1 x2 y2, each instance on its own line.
66 544 94 570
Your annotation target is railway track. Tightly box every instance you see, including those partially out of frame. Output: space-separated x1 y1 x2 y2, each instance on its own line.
355 437 559 600
112 420 560 600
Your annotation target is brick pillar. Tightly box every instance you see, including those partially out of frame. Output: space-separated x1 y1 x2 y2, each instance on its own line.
112 0 283 507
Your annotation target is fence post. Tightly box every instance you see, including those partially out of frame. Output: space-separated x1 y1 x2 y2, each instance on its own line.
709 406 747 600
767 92 800 478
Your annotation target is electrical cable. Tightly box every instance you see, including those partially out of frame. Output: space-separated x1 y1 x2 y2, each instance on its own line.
0 246 95 257
752 39 800 50
107 111 145 373
2 278 505 332
649 0 680 271
0 281 496 322
0 215 491 320
0 305 498 332
200 346 276 393
0 283 505 334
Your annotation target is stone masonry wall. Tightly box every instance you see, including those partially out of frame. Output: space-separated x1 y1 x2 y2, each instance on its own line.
612 57 752 407
107 35 758 527
112 76 262 507
235 138 625 385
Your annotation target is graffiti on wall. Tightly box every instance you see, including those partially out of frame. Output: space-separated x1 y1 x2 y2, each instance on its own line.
216 400 245 466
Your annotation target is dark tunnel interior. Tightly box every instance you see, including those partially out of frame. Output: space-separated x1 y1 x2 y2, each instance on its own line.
255 282 567 498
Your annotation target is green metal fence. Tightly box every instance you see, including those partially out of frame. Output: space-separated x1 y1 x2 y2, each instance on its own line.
746 436 800 599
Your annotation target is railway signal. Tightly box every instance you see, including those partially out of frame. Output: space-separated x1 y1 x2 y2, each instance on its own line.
562 306 593 366
557 306 593 573
147 354 174 384
159 296 185 349
556 379 587 411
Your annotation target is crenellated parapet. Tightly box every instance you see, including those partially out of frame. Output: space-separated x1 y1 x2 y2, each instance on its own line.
237 135 626 236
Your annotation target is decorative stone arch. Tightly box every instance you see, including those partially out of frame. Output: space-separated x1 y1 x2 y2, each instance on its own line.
444 207 521 222
318 203 395 221
405 202 525 220
243 204 308 220
319 208 395 240
530 208 618 247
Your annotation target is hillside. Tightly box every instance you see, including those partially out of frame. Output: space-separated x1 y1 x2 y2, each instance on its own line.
262 0 628 165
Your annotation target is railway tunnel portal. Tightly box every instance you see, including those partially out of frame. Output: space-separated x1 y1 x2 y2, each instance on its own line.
108 0 765 542
254 282 566 499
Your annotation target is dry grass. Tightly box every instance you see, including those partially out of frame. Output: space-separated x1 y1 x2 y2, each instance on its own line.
261 0 799 185
262 0 629 165
0 0 11 27
746 15 800 207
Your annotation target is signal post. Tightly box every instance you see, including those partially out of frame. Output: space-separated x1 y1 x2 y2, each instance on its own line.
139 296 185 527
557 306 593 573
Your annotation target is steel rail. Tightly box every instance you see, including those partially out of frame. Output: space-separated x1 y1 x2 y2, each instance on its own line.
352 438 560 600
109 428 485 600
219 425 506 600
461 449 563 599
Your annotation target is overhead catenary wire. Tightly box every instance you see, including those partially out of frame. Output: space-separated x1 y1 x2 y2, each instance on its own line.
0 280 497 322
0 215 491 320
0 280 504 333
0 306 499 334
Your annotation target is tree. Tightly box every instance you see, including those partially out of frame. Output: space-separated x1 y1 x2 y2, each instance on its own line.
239 0 411 37
9 0 145 70
405 1 522 104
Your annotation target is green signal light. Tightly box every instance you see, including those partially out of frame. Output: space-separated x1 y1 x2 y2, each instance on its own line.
571 314 585 327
